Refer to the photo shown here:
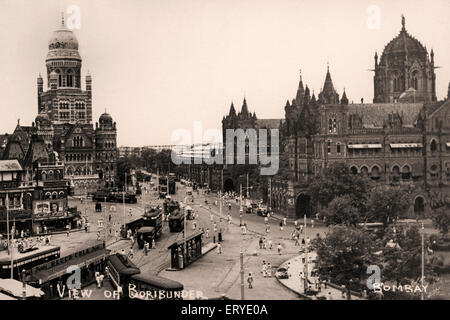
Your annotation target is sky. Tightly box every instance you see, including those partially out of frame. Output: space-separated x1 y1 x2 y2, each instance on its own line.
0 0 449 146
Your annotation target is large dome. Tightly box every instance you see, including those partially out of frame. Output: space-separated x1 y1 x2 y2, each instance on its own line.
379 17 428 64
48 24 78 50
46 20 81 60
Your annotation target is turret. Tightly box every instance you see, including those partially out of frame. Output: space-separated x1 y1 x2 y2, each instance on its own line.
341 89 349 105
49 71 58 90
374 52 378 68
37 74 43 94
86 73 92 92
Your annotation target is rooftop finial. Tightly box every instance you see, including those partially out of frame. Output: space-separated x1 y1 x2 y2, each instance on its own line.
299 68 302 81
401 14 405 29
61 11 65 26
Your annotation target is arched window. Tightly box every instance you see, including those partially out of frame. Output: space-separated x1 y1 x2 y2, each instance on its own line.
360 166 369 176
411 70 419 90
402 165 411 180
430 139 437 152
336 143 341 154
67 69 73 87
56 69 62 87
392 165 400 182
350 166 358 174
371 166 380 180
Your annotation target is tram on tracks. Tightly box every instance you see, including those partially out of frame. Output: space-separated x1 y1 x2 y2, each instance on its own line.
106 253 183 300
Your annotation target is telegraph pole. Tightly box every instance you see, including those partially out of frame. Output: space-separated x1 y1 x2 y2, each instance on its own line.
240 249 245 300
246 173 249 198
303 214 308 293
421 222 425 300
239 184 243 226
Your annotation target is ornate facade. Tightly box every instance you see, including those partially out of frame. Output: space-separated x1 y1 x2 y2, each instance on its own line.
1 16 118 195
221 17 450 219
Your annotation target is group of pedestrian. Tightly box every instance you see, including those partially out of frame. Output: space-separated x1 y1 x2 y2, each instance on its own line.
261 261 272 278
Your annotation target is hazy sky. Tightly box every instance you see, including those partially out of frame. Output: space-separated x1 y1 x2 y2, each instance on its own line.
0 0 449 146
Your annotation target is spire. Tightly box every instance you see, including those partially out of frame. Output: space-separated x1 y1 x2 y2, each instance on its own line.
229 102 236 117
341 88 349 105
241 97 249 115
304 85 310 103
296 69 305 103
61 11 65 27
401 14 405 30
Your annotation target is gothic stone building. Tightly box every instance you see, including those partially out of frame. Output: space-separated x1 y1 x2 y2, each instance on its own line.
0 17 119 195
222 17 450 219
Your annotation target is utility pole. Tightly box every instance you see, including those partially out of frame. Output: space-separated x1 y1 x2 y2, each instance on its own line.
239 184 243 226
246 173 249 198
303 214 308 293
268 177 272 210
240 249 245 300
421 222 425 300
123 173 126 232
6 192 10 256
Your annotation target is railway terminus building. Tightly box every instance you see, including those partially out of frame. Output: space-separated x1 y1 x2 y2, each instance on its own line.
218 17 450 219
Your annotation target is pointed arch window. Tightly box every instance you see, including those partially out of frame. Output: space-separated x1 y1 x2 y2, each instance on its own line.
67 69 73 87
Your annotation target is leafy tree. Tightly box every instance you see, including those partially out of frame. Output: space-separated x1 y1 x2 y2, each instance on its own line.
309 162 372 209
363 185 410 225
431 206 450 237
377 225 436 288
312 225 375 290
324 195 361 226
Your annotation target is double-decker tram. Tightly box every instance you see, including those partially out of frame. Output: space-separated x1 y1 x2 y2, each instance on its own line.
0 245 60 279
106 253 184 300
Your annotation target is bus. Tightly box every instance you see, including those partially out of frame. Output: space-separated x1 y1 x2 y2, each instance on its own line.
159 177 168 198
168 173 176 195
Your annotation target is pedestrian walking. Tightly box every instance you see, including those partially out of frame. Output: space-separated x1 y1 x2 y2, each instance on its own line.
241 224 247 235
217 242 222 254
44 225 47 234
283 217 287 226
279 221 283 231
265 225 270 234
247 272 253 289
300 225 304 234
311 219 314 229
268 239 273 250
66 224 70 237
129 208 132 217
210 213 214 222
266 263 272 277
205 228 210 238
262 261 267 277
213 222 217 233
152 238 156 249
294 234 300 246
259 237 263 249
301 238 305 246
277 243 282 255
264 217 268 225
306 237 311 247
109 214 112 223
327 292 332 300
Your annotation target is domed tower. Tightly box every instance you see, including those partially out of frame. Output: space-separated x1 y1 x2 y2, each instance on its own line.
373 16 437 103
95 112 117 189
38 14 92 124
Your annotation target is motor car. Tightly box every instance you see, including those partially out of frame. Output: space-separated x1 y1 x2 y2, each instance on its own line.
275 267 289 279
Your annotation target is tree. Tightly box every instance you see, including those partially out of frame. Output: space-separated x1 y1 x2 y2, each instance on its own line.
431 206 450 237
309 162 372 209
363 185 410 225
312 225 375 290
324 195 361 226
378 225 436 288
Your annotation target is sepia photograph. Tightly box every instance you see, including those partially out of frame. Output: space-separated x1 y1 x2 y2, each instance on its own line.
0 0 449 313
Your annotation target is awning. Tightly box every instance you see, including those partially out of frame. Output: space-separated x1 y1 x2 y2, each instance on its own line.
0 292 17 300
0 279 44 298
348 144 382 149
390 143 423 148
33 248 110 283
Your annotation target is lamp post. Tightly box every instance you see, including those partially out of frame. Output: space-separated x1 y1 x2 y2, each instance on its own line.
240 249 245 300
421 222 425 300
303 214 308 294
